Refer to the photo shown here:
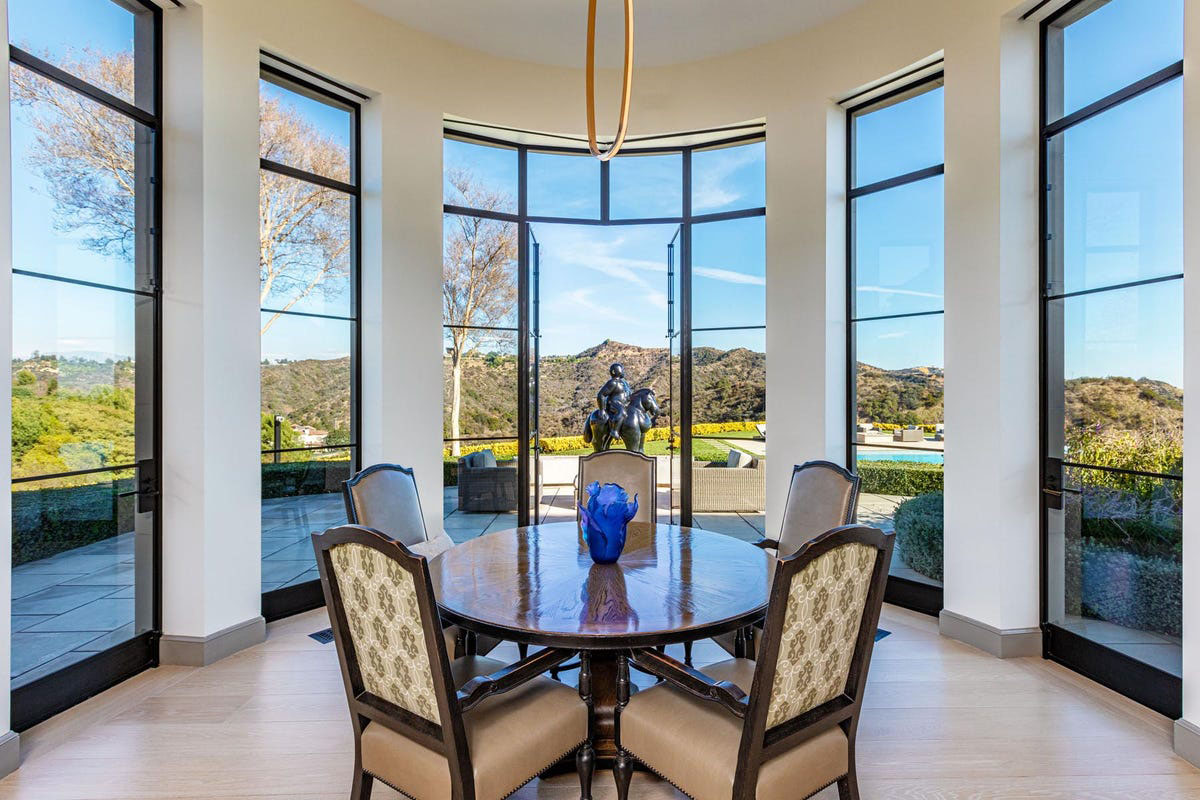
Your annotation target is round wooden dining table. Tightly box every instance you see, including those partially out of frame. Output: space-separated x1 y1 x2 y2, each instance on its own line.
430 520 773 761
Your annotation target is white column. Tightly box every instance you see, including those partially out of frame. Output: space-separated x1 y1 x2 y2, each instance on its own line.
939 11 1042 656
763 103 848 534
0 0 20 774
361 98 446 536
159 1 264 665
1173 0 1200 768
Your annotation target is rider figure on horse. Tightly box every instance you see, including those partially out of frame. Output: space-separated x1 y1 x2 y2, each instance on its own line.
596 363 631 441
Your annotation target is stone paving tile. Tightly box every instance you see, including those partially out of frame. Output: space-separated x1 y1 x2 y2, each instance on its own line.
13 585 117 616
12 631 100 677
26 598 135 633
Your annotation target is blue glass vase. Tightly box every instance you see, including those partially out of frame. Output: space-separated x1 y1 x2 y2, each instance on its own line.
578 481 639 565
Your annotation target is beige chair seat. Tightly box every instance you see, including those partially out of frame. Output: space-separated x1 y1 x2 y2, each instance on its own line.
361 656 588 800
620 658 848 800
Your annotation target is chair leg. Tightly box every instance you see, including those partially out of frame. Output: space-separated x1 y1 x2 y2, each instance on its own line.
613 750 633 800
683 639 694 667
836 771 859 800
518 642 529 659
351 770 373 800
576 742 595 800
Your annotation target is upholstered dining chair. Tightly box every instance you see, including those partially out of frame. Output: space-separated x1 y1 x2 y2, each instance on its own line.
343 463 501 658
613 525 894 800
709 460 861 661
577 450 657 524
313 525 595 800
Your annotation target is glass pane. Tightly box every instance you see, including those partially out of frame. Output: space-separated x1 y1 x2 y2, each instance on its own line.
691 141 765 215
443 214 518 329
691 215 765 329
261 450 351 592
259 171 351 317
1052 0 1184 122
610 152 682 219
443 138 518 214
9 0 145 107
10 63 154 292
691 328 765 526
443 329 518 441
260 78 352 184
853 85 944 187
528 152 600 218
1047 80 1182 295
854 314 944 431
1050 280 1182 473
854 447 943 586
11 468 144 686
853 176 944 318
1047 465 1181 676
260 313 352 442
12 275 137 479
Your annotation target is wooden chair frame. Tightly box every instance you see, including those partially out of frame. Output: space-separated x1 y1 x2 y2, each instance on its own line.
342 463 428 534
751 460 861 552
577 450 658 525
313 525 595 800
614 525 894 800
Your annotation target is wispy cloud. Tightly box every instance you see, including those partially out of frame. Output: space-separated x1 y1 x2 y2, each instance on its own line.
856 286 943 299
692 145 762 213
877 331 908 340
694 266 765 286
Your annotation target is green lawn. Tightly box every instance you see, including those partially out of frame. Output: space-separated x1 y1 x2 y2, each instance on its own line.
547 438 734 462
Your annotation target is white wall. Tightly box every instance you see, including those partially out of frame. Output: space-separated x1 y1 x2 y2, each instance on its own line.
156 0 1045 645
1182 0 1200 727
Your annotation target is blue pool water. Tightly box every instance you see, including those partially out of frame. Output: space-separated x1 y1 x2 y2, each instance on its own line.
857 451 944 464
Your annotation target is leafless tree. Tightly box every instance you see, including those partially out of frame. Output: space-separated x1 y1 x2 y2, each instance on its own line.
443 169 518 455
11 50 350 336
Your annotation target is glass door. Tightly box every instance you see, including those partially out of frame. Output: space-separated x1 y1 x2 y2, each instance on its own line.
667 227 681 524
8 0 162 729
1040 0 1184 717
527 226 541 523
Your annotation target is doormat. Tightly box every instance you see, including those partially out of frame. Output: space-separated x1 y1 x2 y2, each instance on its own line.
875 629 891 642
310 628 334 644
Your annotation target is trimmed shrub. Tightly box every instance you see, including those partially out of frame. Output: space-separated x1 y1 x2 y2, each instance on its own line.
12 478 135 566
1067 537 1181 638
892 492 943 583
261 460 353 500
856 460 943 496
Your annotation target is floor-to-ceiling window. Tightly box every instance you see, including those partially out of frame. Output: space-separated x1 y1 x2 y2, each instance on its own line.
8 0 161 729
847 75 945 614
441 128 766 537
257 66 360 619
1041 0 1183 717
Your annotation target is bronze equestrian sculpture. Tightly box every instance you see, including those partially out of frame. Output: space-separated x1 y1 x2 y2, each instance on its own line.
583 363 661 453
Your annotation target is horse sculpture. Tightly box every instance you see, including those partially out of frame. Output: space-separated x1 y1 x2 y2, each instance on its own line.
583 386 661 453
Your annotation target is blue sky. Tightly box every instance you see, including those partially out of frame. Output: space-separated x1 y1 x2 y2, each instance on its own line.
9 0 1186 389
444 138 765 356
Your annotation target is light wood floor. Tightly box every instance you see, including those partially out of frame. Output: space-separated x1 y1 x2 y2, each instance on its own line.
0 604 1197 799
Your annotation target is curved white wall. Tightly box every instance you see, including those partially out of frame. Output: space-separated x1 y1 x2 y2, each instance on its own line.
150 0 1200 749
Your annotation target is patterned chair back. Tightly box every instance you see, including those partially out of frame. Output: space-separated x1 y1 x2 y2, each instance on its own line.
577 450 657 524
343 464 429 548
745 525 893 737
776 461 861 557
313 526 452 728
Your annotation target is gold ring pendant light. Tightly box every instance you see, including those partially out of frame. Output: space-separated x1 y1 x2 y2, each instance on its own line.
585 0 634 161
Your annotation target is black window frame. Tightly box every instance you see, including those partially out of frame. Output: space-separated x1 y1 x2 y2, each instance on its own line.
257 64 362 621
7 0 164 731
845 72 946 617
442 130 767 528
1037 0 1184 718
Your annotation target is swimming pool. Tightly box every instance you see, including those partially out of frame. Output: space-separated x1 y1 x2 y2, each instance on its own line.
856 451 944 464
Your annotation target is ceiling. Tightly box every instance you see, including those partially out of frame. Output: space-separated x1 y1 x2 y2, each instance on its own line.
352 0 872 68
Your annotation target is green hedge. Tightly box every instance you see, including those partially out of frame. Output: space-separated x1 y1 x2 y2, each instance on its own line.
261 460 353 500
892 492 943 583
1069 537 1181 638
857 461 943 497
12 478 135 566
